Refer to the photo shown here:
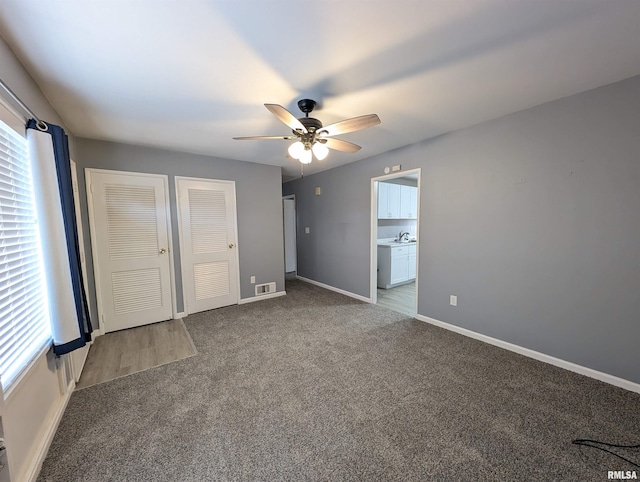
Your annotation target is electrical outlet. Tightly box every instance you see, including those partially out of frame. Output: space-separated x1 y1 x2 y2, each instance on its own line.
450 295 457 306
250 276 255 284
305 227 310 234
315 187 321 196
392 164 401 172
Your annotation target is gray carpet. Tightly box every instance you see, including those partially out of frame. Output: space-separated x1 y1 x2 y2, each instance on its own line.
38 279 640 481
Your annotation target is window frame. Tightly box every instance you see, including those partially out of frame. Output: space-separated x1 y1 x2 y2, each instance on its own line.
0 97 53 398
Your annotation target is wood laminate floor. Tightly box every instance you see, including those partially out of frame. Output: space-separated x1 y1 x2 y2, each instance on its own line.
377 282 416 317
76 318 197 389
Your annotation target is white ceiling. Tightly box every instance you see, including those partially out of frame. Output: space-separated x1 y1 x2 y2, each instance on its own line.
1 0 640 180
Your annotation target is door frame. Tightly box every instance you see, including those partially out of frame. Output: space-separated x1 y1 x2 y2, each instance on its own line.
69 159 91 380
70 160 90 312
85 168 178 333
282 194 297 275
174 176 241 316
370 168 422 312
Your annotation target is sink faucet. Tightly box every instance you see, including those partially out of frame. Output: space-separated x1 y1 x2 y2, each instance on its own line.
398 231 410 241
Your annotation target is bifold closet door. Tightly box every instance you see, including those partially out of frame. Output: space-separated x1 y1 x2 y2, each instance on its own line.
176 177 239 315
87 170 173 332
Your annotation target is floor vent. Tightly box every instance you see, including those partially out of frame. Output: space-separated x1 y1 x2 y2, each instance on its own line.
255 282 276 296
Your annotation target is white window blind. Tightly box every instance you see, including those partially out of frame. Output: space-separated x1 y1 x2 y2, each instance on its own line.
0 117 51 391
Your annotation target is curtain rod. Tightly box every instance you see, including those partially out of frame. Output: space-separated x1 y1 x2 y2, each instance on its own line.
0 77 41 123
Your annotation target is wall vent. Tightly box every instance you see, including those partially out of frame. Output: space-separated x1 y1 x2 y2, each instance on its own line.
255 282 276 296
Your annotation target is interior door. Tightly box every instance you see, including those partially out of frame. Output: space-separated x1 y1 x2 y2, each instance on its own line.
176 177 239 315
283 198 297 273
87 170 173 332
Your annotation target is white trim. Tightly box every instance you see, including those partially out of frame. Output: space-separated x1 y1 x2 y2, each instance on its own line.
69 159 92 383
370 180 377 303
174 176 188 315
69 160 90 316
0 94 27 128
231 183 241 305
174 311 187 319
238 291 286 304
296 276 371 303
416 314 640 394
370 168 421 311
85 169 177 333
24 379 74 482
84 169 103 333
162 175 179 321
174 177 187 314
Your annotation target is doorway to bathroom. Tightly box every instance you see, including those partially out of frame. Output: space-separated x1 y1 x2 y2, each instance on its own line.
370 169 421 317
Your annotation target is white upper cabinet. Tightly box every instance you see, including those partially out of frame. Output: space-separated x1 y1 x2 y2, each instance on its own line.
378 182 401 219
379 182 417 219
400 185 418 219
377 182 389 218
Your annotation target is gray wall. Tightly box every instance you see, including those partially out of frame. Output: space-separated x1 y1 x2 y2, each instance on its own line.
75 138 285 317
284 75 640 384
284 163 373 295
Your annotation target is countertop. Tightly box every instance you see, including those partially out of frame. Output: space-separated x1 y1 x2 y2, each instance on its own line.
377 238 417 247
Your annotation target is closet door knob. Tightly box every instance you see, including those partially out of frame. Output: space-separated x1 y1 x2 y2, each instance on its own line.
159 248 167 254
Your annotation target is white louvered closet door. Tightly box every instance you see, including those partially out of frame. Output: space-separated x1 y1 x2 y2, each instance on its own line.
88 171 173 332
177 178 238 315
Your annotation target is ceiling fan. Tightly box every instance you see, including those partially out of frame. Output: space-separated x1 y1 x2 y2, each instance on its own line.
233 99 381 165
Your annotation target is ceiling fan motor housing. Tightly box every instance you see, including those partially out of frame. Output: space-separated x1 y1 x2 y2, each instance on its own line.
295 99 323 134
299 116 323 132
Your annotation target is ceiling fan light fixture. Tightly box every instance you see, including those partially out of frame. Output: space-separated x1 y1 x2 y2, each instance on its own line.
234 100 380 169
312 142 329 160
299 148 313 164
288 141 304 159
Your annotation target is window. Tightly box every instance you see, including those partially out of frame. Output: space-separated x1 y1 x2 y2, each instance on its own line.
0 112 51 391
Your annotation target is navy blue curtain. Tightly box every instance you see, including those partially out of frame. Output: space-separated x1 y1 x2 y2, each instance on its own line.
27 119 92 355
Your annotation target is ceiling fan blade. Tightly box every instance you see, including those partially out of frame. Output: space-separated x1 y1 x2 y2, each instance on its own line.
324 138 361 153
233 135 295 140
264 104 307 133
318 114 380 137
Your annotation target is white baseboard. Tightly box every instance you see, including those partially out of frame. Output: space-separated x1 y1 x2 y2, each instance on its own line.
296 276 371 303
25 380 75 482
416 314 640 394
174 311 187 319
238 291 286 304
